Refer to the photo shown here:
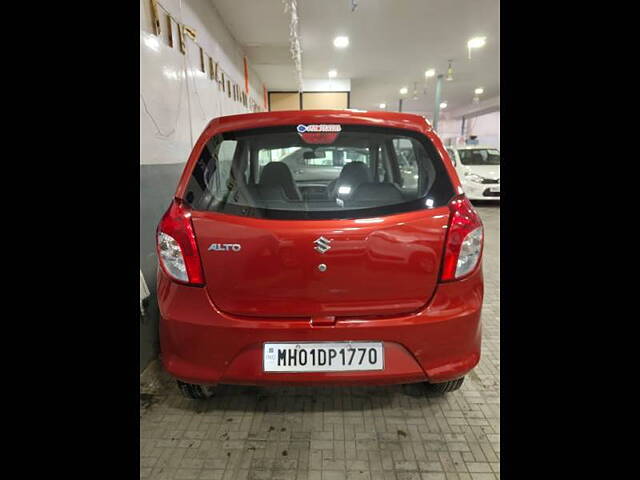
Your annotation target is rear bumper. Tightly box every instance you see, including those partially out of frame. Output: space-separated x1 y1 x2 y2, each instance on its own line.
158 267 483 386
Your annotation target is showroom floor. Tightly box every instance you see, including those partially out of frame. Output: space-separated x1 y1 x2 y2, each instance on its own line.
140 204 500 480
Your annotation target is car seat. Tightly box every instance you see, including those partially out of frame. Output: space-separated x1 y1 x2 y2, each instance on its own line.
328 161 372 199
259 162 303 201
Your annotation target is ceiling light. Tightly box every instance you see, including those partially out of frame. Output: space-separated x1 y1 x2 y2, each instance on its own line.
333 36 349 48
328 69 337 78
444 60 454 81
474 87 484 95
468 36 486 49
467 36 486 58
379 103 386 109
399 87 408 95
425 68 435 78
440 102 447 109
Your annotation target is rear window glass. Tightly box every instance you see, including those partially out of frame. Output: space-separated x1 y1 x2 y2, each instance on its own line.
184 125 455 220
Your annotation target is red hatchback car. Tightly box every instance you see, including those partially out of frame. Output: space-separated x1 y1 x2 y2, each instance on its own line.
156 110 483 399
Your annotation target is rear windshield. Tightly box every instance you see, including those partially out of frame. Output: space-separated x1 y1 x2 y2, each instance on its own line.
183 125 455 220
458 148 500 166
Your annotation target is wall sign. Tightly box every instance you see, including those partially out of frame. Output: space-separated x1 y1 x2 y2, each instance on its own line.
148 0 265 111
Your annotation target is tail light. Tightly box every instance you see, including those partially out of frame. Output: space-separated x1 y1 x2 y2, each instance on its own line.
440 195 483 281
156 200 205 286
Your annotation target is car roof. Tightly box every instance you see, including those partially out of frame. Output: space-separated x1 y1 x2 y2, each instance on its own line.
206 109 432 134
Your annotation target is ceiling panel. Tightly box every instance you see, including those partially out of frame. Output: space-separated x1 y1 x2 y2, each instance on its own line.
210 0 499 116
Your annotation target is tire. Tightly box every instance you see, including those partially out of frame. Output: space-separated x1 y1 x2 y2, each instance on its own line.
177 380 216 399
425 377 465 394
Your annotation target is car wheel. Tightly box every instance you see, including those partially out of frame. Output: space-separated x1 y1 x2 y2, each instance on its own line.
425 377 464 394
177 380 216 399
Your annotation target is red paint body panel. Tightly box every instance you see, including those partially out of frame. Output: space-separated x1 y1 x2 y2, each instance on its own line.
158 110 482 387
192 207 450 317
158 265 482 386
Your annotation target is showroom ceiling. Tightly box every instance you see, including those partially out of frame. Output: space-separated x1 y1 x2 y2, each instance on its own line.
210 0 499 117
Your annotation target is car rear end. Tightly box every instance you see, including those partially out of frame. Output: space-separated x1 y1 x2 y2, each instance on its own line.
156 110 483 389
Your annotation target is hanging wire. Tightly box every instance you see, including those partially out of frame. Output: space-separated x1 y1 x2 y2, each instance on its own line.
140 92 177 138
283 0 304 92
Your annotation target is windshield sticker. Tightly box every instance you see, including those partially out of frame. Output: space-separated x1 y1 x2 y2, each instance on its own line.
297 124 341 144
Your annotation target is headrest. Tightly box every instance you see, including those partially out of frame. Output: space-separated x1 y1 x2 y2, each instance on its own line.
258 162 302 201
337 161 371 188
260 162 295 185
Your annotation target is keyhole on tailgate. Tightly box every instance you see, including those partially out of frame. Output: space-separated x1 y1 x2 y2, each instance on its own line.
318 264 327 272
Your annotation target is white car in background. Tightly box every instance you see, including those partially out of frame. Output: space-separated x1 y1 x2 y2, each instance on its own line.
446 145 500 201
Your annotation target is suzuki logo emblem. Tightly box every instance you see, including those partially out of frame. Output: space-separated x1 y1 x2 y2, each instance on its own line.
314 236 332 253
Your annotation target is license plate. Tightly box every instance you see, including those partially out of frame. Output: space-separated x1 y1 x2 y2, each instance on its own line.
263 342 384 372
489 186 500 193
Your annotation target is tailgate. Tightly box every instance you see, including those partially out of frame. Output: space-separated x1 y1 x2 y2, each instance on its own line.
192 207 450 318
